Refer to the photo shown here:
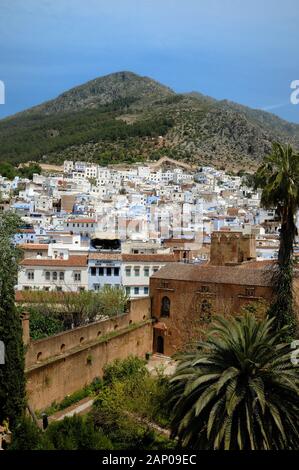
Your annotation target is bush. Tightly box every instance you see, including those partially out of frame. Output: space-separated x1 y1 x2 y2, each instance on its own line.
9 417 51 450
103 356 148 385
92 356 174 448
45 415 113 450
29 308 64 340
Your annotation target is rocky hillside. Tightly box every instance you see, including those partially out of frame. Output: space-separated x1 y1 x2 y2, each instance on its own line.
1 71 299 171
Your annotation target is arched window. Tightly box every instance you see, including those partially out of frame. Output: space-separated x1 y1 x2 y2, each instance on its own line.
161 296 170 317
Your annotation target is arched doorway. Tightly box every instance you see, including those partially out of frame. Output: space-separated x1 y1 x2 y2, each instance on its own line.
157 335 164 354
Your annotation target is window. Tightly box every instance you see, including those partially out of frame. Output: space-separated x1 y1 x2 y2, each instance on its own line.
134 267 140 277
161 296 170 317
144 268 149 277
98 267 104 276
144 286 149 295
200 300 212 323
45 271 50 281
114 267 120 276
43 287 50 291
126 287 131 295
37 251 43 256
93 284 100 291
125 267 131 277
134 287 139 295
52 271 58 281
56 286 62 292
106 267 112 276
91 267 97 276
153 266 159 273
78 287 85 292
74 272 81 282
59 272 64 281
160 280 169 289
27 271 34 280
200 285 210 293
245 287 255 297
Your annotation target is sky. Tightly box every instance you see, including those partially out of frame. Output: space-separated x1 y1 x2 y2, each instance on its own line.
0 0 299 122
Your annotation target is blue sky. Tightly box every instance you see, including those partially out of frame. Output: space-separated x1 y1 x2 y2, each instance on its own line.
1 0 299 122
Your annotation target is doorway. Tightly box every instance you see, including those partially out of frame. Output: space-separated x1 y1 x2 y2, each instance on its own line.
156 335 164 354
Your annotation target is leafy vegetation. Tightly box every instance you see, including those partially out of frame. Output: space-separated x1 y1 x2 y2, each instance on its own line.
10 356 174 450
0 103 173 165
0 162 41 180
28 308 64 340
169 313 299 450
255 142 299 337
45 415 112 450
0 212 26 429
93 356 173 445
21 286 129 331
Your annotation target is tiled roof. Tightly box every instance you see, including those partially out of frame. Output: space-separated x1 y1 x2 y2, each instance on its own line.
66 219 96 224
150 262 274 286
19 244 48 250
122 254 176 262
20 255 88 267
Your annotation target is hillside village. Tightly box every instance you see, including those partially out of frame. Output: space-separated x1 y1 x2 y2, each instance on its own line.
1 153 299 450
0 157 287 297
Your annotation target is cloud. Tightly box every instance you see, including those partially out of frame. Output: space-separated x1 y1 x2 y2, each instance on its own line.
260 102 289 111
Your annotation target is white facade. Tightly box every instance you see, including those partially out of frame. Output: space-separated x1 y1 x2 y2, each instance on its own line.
18 257 88 292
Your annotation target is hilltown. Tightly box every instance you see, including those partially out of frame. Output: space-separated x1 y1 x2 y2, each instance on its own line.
0 157 298 412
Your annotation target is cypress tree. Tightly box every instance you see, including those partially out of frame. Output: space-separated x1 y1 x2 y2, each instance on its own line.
0 212 26 428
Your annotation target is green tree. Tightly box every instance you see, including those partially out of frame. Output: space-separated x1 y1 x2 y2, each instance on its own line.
18 163 42 179
169 313 299 450
0 212 26 428
28 307 64 340
9 416 49 450
255 142 299 336
0 162 16 180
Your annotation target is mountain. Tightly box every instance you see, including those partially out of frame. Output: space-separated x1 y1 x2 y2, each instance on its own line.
1 71 299 172
20 71 174 115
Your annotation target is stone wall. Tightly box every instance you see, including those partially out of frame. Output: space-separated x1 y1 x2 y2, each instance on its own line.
210 231 256 266
25 297 152 411
150 277 272 356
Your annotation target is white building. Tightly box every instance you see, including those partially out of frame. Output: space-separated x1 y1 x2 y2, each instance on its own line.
18 254 88 292
121 253 175 298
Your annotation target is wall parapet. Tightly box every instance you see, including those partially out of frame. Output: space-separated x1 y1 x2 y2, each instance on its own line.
25 296 153 410
25 296 151 369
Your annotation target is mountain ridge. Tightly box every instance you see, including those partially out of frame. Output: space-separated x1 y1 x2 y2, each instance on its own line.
0 71 298 172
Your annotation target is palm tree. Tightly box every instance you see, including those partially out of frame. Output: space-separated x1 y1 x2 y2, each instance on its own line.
169 314 299 450
256 142 299 266
255 142 299 335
